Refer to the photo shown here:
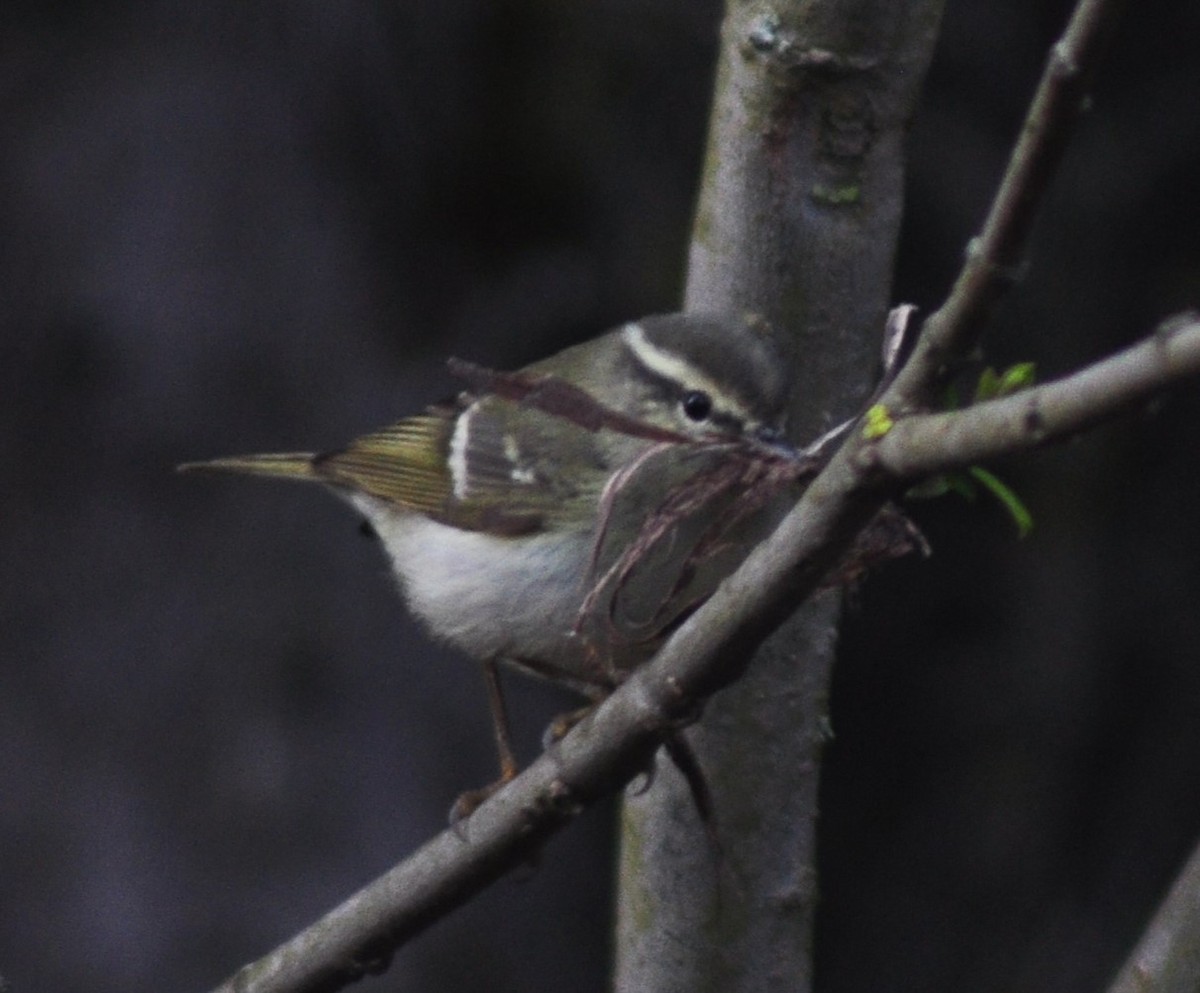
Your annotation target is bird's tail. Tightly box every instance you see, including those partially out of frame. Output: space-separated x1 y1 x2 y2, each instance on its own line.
177 452 319 481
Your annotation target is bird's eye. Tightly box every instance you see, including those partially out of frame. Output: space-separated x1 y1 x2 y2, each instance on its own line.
681 390 713 422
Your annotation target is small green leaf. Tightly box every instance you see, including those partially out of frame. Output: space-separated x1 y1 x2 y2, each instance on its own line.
967 466 1034 538
971 362 1036 404
974 366 1002 402
997 362 1036 396
862 403 895 440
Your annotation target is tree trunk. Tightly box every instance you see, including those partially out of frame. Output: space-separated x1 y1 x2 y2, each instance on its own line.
614 4 944 990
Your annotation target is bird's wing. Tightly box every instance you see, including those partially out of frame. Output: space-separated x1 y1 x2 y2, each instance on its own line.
316 397 609 535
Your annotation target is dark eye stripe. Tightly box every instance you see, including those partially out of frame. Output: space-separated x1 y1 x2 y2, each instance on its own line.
709 410 744 435
625 350 752 436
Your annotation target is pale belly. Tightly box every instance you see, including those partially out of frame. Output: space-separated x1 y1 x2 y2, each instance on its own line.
351 495 598 684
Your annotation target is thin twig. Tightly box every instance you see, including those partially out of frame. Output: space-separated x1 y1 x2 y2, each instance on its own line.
892 0 1130 409
872 314 1200 477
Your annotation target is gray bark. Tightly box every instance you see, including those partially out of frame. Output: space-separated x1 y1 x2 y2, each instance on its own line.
1108 834 1200 993
615 4 944 990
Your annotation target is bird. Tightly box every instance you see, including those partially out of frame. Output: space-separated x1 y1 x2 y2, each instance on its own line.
181 312 795 805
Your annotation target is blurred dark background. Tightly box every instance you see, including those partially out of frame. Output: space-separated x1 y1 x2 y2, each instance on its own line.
2 1 1198 991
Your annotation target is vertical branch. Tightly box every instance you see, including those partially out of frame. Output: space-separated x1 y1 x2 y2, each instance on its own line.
614 3 944 991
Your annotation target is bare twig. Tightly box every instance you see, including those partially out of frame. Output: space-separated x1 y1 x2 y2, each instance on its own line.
872 313 1200 477
891 0 1130 410
204 701 665 993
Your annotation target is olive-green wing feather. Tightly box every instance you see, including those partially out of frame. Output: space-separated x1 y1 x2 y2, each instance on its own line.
179 414 458 515
182 397 619 535
178 452 321 480
313 397 612 533
179 414 459 516
315 414 456 516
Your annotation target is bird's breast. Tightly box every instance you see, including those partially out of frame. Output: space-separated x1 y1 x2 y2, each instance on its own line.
351 494 597 680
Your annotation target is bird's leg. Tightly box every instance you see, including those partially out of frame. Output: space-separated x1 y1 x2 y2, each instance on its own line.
449 658 519 824
541 683 609 749
482 656 519 784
